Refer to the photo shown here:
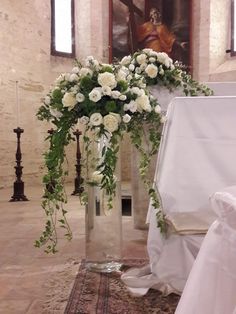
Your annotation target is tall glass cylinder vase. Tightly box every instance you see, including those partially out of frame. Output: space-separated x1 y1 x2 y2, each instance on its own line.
85 136 122 273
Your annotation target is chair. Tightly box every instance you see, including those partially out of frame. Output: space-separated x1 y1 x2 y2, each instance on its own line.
122 96 236 296
175 186 236 314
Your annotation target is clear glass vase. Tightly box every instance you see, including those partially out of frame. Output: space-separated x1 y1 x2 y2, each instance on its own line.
85 136 122 273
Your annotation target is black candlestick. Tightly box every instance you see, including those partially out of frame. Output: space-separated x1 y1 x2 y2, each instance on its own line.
10 127 29 202
72 129 84 195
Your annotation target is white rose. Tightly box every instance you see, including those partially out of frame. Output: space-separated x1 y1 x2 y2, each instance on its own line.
102 86 112 96
126 100 137 113
122 114 131 123
135 67 142 74
62 92 77 109
136 95 151 112
70 85 79 94
134 73 141 80
79 116 89 125
120 55 131 65
72 66 80 73
136 53 147 65
76 93 85 102
156 52 172 68
127 74 133 81
89 89 102 102
85 55 94 66
69 73 79 82
79 67 93 77
103 113 120 133
140 63 148 71
145 64 158 78
90 112 103 126
110 112 121 123
98 72 117 89
142 48 153 55
131 87 142 96
119 94 127 101
116 68 128 81
44 96 51 105
128 64 135 71
149 57 156 63
154 104 162 114
111 90 121 99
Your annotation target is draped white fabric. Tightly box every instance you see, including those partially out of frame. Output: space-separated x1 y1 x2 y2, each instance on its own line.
122 96 236 296
205 82 236 96
175 186 236 314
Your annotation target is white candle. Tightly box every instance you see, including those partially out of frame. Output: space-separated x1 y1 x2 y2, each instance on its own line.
15 81 20 126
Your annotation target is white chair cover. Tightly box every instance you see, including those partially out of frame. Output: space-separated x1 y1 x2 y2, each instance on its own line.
175 186 236 314
122 96 236 296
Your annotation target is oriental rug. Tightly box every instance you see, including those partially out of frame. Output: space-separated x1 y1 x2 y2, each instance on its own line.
64 259 180 314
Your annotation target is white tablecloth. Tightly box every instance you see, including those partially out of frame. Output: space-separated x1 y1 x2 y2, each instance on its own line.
122 96 236 296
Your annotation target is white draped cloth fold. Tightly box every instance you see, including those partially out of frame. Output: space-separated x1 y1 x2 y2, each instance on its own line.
175 186 236 314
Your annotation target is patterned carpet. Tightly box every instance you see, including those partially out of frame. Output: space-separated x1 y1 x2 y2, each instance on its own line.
64 259 180 314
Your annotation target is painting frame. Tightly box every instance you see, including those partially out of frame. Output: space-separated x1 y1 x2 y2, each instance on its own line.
109 0 192 70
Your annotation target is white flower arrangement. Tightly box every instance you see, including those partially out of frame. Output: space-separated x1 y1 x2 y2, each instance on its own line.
36 54 165 253
36 49 212 253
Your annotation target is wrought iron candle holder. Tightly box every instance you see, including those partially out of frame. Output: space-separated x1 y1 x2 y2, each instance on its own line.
71 129 84 195
10 127 29 202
